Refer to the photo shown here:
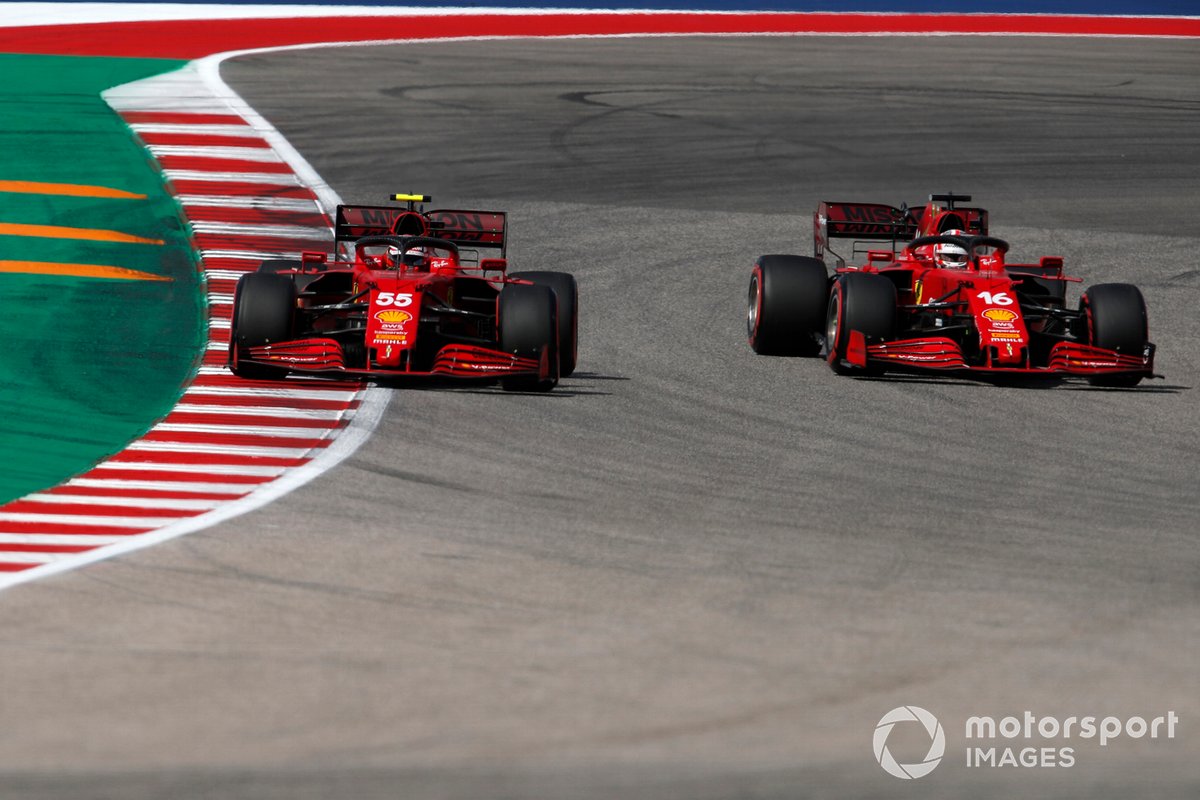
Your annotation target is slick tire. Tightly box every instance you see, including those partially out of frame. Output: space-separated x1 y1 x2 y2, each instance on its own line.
230 272 296 380
510 270 579 377
499 283 559 392
826 272 897 375
747 255 827 356
1082 282 1148 387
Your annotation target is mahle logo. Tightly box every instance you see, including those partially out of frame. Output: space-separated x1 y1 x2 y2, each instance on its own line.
874 706 946 779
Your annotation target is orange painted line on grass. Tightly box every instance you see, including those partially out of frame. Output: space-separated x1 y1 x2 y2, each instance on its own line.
0 180 146 199
0 261 172 281
0 222 163 245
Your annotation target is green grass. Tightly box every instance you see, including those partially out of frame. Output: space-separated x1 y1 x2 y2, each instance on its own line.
0 54 204 502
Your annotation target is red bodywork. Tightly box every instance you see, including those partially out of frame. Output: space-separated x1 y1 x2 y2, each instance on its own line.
844 254 1152 378
229 199 553 383
816 195 1156 381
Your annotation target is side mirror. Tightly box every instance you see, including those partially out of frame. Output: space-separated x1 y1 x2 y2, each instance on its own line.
300 250 328 271
480 257 507 274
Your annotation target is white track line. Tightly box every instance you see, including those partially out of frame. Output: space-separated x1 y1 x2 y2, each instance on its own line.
199 249 307 260
189 222 333 238
22 494 228 511
172 404 348 420
64 478 255 494
86 462 289 477
164 169 303 185
153 423 340 438
178 195 322 211
0 512 190 527
0 533 131 546
130 123 257 136
148 144 284 161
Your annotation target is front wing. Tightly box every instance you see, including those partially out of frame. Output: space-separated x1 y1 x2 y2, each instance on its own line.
233 338 550 381
838 332 1156 379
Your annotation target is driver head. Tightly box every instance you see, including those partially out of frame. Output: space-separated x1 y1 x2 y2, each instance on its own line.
403 246 431 272
934 230 968 268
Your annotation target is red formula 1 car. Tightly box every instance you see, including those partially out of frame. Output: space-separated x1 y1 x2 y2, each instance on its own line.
229 194 578 392
747 193 1156 386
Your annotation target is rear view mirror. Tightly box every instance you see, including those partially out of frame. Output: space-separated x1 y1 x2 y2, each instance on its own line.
480 258 507 274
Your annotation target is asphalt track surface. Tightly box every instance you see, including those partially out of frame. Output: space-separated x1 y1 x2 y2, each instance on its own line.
1 36 1198 799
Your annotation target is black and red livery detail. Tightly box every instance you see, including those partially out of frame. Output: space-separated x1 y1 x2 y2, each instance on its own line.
229 195 579 392
751 193 1156 386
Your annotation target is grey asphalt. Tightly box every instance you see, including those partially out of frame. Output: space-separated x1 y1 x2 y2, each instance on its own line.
1 36 1197 799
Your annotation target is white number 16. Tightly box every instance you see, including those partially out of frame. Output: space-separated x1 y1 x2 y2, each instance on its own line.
977 291 1013 306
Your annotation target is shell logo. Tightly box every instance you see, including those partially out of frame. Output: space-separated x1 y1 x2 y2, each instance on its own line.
375 309 412 324
982 308 1017 322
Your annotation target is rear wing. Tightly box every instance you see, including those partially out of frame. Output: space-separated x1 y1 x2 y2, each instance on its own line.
814 202 917 261
814 199 990 265
334 205 507 257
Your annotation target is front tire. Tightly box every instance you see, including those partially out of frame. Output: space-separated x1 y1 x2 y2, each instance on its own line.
230 272 296 380
499 283 559 392
747 255 828 356
825 273 897 374
510 270 578 377
1083 282 1148 387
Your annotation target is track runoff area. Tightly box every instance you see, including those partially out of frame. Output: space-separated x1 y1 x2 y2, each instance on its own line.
0 7 1195 589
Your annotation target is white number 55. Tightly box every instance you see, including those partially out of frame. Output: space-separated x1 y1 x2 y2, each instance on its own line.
377 292 413 307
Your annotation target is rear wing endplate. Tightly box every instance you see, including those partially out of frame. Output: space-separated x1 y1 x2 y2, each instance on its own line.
335 205 507 256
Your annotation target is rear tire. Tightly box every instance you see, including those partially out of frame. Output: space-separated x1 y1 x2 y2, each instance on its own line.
825 273 897 374
510 270 578 377
499 283 559 392
1083 282 1148 387
230 272 296 380
747 255 828 356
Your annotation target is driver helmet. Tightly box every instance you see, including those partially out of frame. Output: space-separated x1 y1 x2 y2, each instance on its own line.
934 230 968 268
383 242 430 271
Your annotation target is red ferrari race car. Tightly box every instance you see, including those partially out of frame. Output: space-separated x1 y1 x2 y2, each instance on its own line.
229 194 578 392
747 193 1156 386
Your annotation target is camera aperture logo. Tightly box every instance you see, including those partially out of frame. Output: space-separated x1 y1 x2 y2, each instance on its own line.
874 706 946 779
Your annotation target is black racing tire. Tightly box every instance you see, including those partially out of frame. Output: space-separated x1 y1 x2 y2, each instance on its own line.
230 272 297 380
825 272 897 374
747 255 828 356
499 283 559 392
510 270 578 377
1083 282 1149 387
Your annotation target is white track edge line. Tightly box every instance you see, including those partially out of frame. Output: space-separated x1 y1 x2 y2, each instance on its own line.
0 369 389 589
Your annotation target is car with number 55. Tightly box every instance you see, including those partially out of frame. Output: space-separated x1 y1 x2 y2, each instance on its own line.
229 194 579 392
